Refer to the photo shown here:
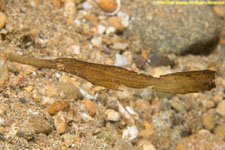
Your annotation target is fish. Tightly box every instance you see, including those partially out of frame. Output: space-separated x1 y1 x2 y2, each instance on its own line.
6 52 216 94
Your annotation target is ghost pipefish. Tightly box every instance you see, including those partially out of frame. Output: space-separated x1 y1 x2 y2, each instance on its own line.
6 52 216 94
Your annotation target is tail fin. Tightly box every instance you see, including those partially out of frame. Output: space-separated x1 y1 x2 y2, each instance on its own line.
152 70 216 94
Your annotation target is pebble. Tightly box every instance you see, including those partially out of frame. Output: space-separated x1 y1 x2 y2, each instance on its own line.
213 5 225 18
79 112 94 121
106 26 116 35
152 111 172 132
0 60 8 91
0 0 5 11
149 66 171 78
112 42 128 50
176 131 225 150
64 0 76 23
59 82 82 100
84 14 98 26
0 103 8 115
97 24 106 34
24 86 33 92
82 99 96 116
50 0 61 8
117 11 129 27
47 101 69 115
125 106 139 119
91 36 102 47
108 17 124 32
114 53 128 66
122 51 132 64
127 3 222 55
0 117 5 126
105 109 120 121
139 121 154 137
140 87 153 101
41 96 55 106
122 125 138 141
148 53 175 67
19 97 27 103
82 1 92 10
216 101 225 116
29 0 39 8
170 97 186 113
116 89 133 100
96 128 117 144
135 55 146 69
6 61 18 73
73 18 81 26
214 124 225 140
45 85 58 97
0 12 6 30
141 50 149 60
54 111 67 134
70 44 81 55
55 72 61 78
17 126 36 141
118 101 134 124
138 140 156 150
96 0 118 13
135 99 151 113
29 115 53 134
202 110 216 130
30 28 39 37
61 133 78 147
18 115 53 140
201 99 215 110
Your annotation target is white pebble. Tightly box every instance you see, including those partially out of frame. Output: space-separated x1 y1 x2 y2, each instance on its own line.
105 109 120 121
91 37 102 47
114 53 128 66
106 26 116 35
0 117 5 125
78 87 97 100
71 45 81 55
30 0 37 7
112 42 128 50
199 129 211 134
55 72 61 78
73 19 81 26
117 11 129 27
79 112 94 121
64 1 76 18
117 101 134 124
122 125 138 141
41 96 55 106
97 24 106 34
82 1 92 10
126 106 139 119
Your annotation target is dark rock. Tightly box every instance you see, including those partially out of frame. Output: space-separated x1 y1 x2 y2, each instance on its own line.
124 0 222 55
134 55 146 69
17 127 35 141
148 53 174 67
19 97 26 103
0 133 5 141
17 115 53 140
29 115 53 134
